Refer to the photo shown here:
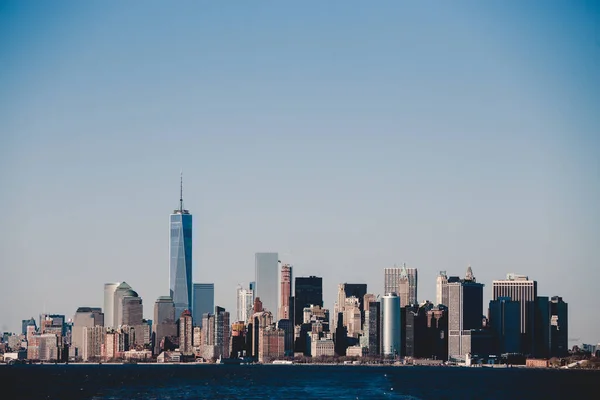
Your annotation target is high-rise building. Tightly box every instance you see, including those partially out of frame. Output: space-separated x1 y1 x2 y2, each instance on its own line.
426 306 448 360
21 317 37 336
254 252 279 315
279 264 292 321
550 296 568 357
236 285 254 323
103 283 120 329
384 264 417 307
113 282 134 328
492 274 537 354
489 297 521 354
178 309 194 355
382 293 401 357
365 300 381 356
447 266 484 360
333 283 368 330
294 276 323 326
122 296 143 327
170 174 193 319
192 283 214 327
436 272 447 307
200 312 216 360
72 307 104 360
534 296 550 358
215 306 231 359
153 296 177 355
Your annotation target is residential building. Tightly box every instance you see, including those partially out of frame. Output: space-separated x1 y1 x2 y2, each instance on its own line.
179 309 193 355
279 264 292 320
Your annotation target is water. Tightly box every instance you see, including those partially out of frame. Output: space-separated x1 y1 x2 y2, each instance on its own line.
1 364 596 399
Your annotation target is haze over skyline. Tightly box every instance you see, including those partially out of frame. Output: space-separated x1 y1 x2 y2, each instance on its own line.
1 1 598 343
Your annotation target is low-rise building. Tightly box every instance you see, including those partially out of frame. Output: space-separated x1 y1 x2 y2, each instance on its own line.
526 359 549 368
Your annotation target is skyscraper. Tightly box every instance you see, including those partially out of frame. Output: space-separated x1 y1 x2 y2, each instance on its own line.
170 174 193 319
72 307 104 359
254 252 279 315
192 283 214 327
492 274 537 354
489 297 521 354
382 293 401 357
113 282 135 328
384 264 417 306
550 296 568 357
294 276 323 325
215 306 231 359
448 266 484 360
435 272 447 307
179 309 194 356
153 296 176 355
279 264 292 320
236 285 254 323
103 282 120 329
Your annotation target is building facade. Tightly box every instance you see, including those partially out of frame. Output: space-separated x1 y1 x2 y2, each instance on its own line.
436 272 447 307
236 285 254 323
492 274 537 354
170 176 193 319
192 283 214 327
489 297 521 354
448 267 484 360
254 252 279 315
384 264 417 307
153 296 177 355
103 283 120 329
294 276 323 326
179 310 194 355
279 264 292 320
381 293 401 357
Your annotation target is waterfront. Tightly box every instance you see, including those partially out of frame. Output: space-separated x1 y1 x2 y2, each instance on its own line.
0 364 596 399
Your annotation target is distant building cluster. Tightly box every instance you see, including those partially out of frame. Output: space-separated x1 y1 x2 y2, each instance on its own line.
0 177 587 365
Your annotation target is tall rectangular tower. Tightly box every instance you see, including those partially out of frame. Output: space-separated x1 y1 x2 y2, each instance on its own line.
447 267 484 360
492 274 537 354
294 276 323 325
170 174 193 319
279 264 293 320
193 283 214 327
384 264 417 306
254 252 279 316
435 272 447 307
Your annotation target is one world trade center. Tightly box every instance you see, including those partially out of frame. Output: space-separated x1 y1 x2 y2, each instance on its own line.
170 173 192 320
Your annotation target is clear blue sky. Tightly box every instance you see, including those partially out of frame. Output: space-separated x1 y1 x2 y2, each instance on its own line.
1 1 599 344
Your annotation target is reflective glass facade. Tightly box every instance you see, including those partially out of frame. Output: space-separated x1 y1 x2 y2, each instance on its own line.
170 211 193 319
193 283 214 327
254 252 279 315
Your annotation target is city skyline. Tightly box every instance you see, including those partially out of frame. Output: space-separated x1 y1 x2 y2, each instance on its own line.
1 1 598 344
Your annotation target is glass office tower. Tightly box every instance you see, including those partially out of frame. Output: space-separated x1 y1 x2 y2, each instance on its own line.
170 175 193 319
193 283 215 327
254 252 279 315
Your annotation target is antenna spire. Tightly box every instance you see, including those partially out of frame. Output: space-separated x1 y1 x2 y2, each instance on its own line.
179 170 184 212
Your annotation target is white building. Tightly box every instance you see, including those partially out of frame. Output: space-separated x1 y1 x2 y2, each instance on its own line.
236 285 254 323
